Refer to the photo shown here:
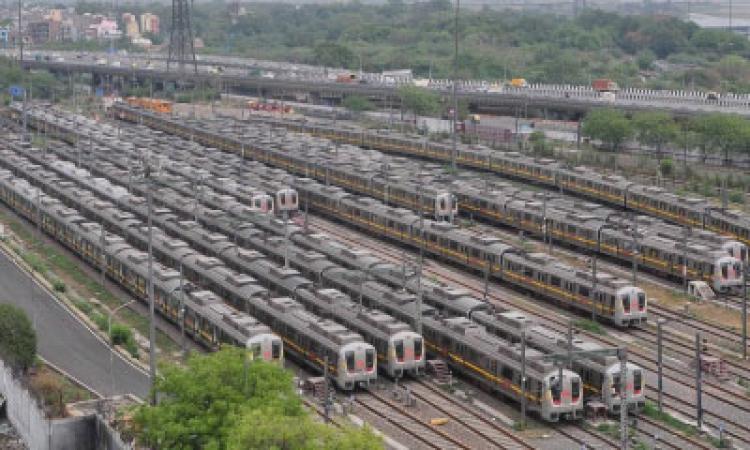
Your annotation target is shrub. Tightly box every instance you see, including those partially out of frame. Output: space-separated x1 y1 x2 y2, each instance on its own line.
52 279 66 293
110 323 133 346
0 304 37 372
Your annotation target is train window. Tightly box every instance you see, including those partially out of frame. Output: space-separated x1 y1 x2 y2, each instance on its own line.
550 377 561 403
280 194 286 206
414 338 423 360
550 276 561 287
721 263 729 279
634 370 642 393
734 262 742 276
346 351 355 372
272 341 281 360
292 193 297 204
395 340 404 362
579 286 589 298
612 374 621 394
621 295 630 312
571 379 580 401
501 366 513 380
366 349 375 371
743 249 748 261
638 292 646 310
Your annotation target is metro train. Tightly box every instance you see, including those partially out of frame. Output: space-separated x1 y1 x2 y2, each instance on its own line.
0 171 284 362
0 140 426 383
56 120 645 414
1 134 587 421
88 104 745 296
102 103 750 250
0 153 380 391
228 109 750 249
20 107 647 327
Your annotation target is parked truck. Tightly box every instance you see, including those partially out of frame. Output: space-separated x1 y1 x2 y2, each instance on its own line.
510 78 528 88
336 73 357 83
592 78 619 92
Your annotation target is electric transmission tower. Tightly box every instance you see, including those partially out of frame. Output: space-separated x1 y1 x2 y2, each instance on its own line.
167 0 197 73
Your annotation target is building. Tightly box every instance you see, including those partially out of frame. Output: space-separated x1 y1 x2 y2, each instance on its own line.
140 13 159 35
122 13 139 38
27 21 51 44
689 13 750 36
86 18 120 40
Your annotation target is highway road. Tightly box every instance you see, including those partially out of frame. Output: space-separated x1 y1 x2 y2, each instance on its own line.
11 49 750 118
0 247 150 398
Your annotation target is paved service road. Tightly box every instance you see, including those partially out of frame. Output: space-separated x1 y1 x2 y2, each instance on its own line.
0 250 150 398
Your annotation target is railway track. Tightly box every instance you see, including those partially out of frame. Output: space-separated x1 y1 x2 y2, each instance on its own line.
17 108 750 446
356 389 470 450
308 216 750 447
405 380 534 450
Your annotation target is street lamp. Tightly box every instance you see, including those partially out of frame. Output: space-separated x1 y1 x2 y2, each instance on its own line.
108 299 136 396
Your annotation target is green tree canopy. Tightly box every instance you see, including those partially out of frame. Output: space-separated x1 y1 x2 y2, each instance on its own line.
342 95 375 113
314 42 356 69
582 108 633 152
632 111 679 157
133 347 382 450
0 304 37 372
691 113 750 165
398 85 441 118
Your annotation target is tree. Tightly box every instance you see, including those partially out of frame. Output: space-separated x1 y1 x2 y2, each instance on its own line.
313 42 356 69
581 108 633 152
228 407 382 450
0 304 37 373
632 111 678 159
342 95 374 113
398 85 440 119
133 347 382 449
692 113 750 165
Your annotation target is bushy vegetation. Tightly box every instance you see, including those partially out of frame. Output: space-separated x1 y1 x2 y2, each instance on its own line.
0 304 37 372
0 57 65 103
69 2 750 91
132 347 382 449
582 109 750 164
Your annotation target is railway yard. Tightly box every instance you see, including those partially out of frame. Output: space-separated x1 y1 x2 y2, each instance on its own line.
3 100 750 449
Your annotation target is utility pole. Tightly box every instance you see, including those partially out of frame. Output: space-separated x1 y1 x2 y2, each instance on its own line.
682 226 689 293
179 259 186 360
566 320 573 370
17 0 22 61
657 319 665 412
520 329 526 429
591 255 598 322
743 263 747 360
631 213 638 286
100 222 106 287
323 355 330 423
619 347 629 450
695 332 703 431
482 260 490 302
145 161 157 406
450 0 459 172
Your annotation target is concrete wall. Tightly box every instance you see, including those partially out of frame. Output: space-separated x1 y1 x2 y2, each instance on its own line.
0 360 130 450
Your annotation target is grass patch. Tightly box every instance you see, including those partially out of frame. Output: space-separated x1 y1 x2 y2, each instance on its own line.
642 401 696 436
0 204 180 360
573 319 607 336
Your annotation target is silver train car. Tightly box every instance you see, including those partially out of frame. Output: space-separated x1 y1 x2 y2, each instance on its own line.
2 126 600 420
297 288 425 378
474 310 645 414
14 110 647 326
0 171 284 362
424 316 583 422
0 150 378 391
